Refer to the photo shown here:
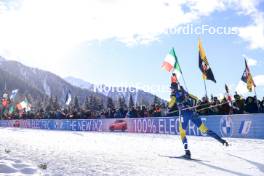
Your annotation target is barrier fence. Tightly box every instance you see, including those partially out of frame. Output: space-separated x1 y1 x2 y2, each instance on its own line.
0 114 263 139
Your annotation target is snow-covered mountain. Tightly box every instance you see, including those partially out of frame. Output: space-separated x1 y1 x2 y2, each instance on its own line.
64 76 94 90
0 55 165 107
0 57 106 104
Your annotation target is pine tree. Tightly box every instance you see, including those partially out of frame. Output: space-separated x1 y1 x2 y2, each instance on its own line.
90 95 96 111
45 96 53 112
73 96 79 110
98 98 104 110
84 96 90 110
129 94 134 108
88 95 102 111
141 98 149 107
161 102 166 109
53 96 60 110
118 96 127 109
153 95 161 105
94 96 102 111
35 100 42 112
107 97 115 109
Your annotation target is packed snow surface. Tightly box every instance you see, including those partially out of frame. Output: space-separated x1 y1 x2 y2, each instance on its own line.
0 127 263 176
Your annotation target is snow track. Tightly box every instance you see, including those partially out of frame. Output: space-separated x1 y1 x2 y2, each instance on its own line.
0 127 263 176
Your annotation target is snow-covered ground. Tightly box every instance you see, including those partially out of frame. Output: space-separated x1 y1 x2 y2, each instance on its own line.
0 127 263 176
0 149 41 176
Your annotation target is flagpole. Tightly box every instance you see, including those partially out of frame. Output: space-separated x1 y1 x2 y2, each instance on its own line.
203 79 208 98
172 48 189 92
254 87 257 98
172 66 189 93
254 87 259 112
180 71 189 93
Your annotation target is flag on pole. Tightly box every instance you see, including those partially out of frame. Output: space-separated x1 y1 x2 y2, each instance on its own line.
16 98 31 112
225 84 232 104
225 84 229 94
10 89 19 100
65 90 72 105
162 48 182 78
3 81 8 98
3 93 8 99
241 59 256 92
2 98 8 108
9 105 15 114
198 39 216 83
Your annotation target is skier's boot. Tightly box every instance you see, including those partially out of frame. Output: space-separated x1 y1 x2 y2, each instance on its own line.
183 150 191 159
207 130 229 146
222 140 229 146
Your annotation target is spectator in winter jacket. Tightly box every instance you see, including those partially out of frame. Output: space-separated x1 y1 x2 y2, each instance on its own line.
245 96 258 113
233 95 245 114
261 97 264 113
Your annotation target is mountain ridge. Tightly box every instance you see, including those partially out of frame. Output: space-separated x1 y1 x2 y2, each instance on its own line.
0 57 166 109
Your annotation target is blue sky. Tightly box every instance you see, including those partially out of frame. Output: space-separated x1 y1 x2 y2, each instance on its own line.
0 0 264 100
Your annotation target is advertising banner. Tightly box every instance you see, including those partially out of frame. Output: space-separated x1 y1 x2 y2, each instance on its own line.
0 114 263 139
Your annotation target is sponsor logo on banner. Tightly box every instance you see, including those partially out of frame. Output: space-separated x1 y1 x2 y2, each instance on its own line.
131 117 206 136
109 119 127 132
220 116 233 137
239 120 252 136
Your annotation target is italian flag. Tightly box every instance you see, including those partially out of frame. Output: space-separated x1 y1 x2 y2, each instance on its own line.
162 48 182 78
17 99 31 112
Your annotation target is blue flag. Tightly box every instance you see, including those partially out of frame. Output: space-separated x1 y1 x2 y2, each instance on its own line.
10 89 19 100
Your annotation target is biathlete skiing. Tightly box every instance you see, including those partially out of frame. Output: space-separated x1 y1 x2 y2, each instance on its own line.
168 82 229 159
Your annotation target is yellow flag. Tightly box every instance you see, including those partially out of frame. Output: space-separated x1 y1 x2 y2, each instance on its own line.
247 74 254 92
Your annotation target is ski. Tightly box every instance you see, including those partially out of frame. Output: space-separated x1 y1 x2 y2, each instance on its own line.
168 155 202 161
159 154 203 161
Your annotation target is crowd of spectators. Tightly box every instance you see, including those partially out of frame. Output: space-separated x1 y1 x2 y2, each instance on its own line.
0 104 163 120
1 93 264 120
196 93 264 115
